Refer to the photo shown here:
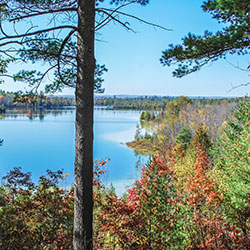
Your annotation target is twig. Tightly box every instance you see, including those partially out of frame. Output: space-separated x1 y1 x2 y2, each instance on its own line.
57 29 76 87
227 82 250 92
95 2 133 31
32 65 57 94
0 26 77 42
96 9 135 32
98 8 172 31
225 59 250 72
9 8 77 22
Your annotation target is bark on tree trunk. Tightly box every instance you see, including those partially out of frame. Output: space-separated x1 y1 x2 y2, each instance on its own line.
74 0 95 249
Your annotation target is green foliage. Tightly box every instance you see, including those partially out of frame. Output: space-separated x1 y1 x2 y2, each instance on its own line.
0 0 108 97
161 0 250 77
131 158 189 249
95 95 241 110
0 57 13 76
95 157 190 249
165 96 193 117
214 100 250 232
184 146 246 249
163 96 193 142
0 160 110 250
2 98 250 249
0 0 150 98
128 96 237 157
127 98 250 248
95 96 176 110
134 124 142 141
143 132 152 140
140 110 155 121
94 64 108 94
175 126 192 149
0 91 75 108
95 149 249 249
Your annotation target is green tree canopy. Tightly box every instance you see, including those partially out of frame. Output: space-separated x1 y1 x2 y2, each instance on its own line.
175 126 192 149
160 0 250 78
215 100 250 232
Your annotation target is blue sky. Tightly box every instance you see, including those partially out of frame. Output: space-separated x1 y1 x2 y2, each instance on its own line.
2 0 250 97
95 0 250 97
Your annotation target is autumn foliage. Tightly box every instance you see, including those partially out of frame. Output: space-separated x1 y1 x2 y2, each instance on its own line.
0 167 74 249
1 150 249 249
1 101 250 249
94 147 249 249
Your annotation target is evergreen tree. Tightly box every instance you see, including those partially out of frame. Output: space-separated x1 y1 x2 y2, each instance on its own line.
134 124 142 141
161 0 250 79
215 100 250 234
175 126 192 149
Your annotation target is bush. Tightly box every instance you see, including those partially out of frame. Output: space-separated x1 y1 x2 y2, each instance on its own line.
0 167 74 250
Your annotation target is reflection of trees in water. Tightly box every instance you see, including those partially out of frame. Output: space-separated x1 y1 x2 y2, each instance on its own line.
134 151 150 170
0 114 18 120
1 108 74 121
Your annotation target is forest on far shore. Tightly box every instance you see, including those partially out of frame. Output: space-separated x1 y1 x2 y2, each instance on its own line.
0 90 75 110
94 95 241 110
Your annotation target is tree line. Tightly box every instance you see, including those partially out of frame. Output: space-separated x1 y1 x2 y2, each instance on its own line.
0 91 75 109
95 95 242 110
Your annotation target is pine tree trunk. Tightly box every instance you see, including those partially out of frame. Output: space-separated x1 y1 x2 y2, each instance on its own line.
74 0 95 249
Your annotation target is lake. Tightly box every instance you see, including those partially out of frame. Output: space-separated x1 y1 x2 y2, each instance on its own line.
0 108 147 195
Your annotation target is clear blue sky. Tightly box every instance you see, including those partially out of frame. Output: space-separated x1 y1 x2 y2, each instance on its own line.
95 0 250 97
2 0 250 97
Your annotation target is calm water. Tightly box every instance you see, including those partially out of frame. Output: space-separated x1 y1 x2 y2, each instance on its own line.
0 108 147 195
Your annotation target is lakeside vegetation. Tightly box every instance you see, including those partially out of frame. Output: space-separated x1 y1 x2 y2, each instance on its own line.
1 97 249 249
0 90 75 110
127 96 236 155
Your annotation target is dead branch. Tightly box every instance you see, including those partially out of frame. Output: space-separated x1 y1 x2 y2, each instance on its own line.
226 59 250 72
57 29 77 87
9 8 77 22
96 9 135 32
95 2 133 31
97 7 172 31
0 26 77 42
227 81 250 92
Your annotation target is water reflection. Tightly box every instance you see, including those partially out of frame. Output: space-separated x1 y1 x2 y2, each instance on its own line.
134 151 150 170
0 107 147 196
0 107 74 121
